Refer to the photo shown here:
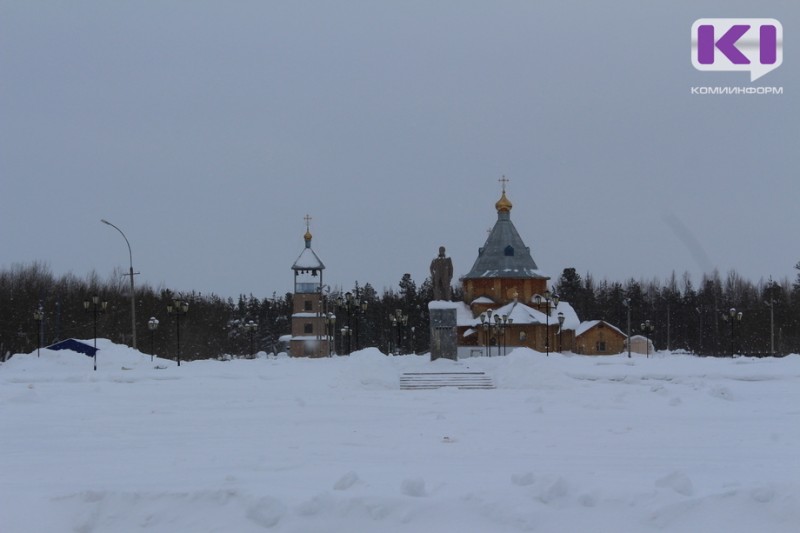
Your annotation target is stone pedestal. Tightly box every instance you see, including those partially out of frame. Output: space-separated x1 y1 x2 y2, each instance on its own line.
429 301 458 361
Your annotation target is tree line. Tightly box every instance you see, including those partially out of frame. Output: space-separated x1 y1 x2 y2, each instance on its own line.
2 262 799 360
555 266 800 356
0 264 439 360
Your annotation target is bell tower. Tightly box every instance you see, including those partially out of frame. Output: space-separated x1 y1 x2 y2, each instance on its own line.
290 215 329 357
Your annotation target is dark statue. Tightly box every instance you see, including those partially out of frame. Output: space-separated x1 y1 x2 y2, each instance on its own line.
430 246 453 301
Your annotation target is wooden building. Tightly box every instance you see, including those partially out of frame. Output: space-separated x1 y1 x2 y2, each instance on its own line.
574 320 626 355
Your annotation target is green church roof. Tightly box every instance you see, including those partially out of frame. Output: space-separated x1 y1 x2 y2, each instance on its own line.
463 192 548 280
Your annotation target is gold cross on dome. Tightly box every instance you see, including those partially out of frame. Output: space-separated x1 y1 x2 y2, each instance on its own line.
304 214 312 231
498 175 510 193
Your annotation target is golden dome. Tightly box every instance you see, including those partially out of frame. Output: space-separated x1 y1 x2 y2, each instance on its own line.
304 229 312 242
495 191 512 213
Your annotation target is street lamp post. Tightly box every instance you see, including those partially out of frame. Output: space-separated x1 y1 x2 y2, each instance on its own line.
534 291 559 356
391 309 408 355
147 317 159 362
33 304 44 357
721 307 743 355
394 309 408 355
623 298 632 358
244 320 258 358
340 326 351 355
764 298 775 356
480 310 492 357
101 219 138 349
557 311 565 352
337 292 368 352
356 298 368 350
496 314 512 355
167 299 189 366
325 313 336 356
640 320 655 358
83 296 108 370
337 292 359 354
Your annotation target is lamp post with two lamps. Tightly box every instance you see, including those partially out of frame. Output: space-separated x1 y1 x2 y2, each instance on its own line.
167 299 189 366
390 309 408 355
721 307 743 355
495 313 512 356
244 320 258 358
534 291 559 356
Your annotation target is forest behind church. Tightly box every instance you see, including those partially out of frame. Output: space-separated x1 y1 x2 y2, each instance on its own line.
2 262 800 360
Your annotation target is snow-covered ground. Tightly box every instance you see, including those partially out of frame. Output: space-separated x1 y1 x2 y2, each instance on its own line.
2 341 798 532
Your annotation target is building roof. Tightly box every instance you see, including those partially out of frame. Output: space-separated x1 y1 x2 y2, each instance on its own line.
463 190 548 280
46 338 98 357
292 247 325 271
291 224 325 271
457 300 580 331
575 320 627 338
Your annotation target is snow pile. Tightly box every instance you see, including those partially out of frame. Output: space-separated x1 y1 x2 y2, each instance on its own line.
2 343 799 532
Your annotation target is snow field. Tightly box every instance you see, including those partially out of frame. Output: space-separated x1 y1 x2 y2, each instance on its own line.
1 341 799 532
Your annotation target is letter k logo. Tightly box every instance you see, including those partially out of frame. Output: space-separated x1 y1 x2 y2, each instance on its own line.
697 24 750 64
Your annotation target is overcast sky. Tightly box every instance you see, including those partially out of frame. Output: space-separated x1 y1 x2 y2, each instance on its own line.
2 1 798 299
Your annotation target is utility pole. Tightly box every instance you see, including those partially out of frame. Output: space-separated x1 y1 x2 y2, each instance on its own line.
101 219 139 349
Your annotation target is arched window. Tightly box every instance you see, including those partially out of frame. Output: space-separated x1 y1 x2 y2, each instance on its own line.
504 245 514 256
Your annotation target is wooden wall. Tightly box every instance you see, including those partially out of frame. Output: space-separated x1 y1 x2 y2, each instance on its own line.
575 323 626 355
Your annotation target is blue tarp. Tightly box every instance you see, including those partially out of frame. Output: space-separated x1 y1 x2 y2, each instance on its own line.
46 338 98 357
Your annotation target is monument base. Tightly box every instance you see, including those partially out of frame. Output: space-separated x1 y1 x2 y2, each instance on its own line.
429 301 458 361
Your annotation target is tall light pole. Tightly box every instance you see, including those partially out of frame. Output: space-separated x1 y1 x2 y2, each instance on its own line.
765 299 775 356
101 219 138 349
623 298 632 358
765 278 776 356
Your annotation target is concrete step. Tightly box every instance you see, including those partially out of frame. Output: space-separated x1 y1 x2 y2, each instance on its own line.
400 371 495 390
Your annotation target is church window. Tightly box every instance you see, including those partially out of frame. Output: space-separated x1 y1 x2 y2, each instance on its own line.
504 245 514 256
304 323 313 334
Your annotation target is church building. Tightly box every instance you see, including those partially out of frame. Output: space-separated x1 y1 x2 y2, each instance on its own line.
455 182 580 357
